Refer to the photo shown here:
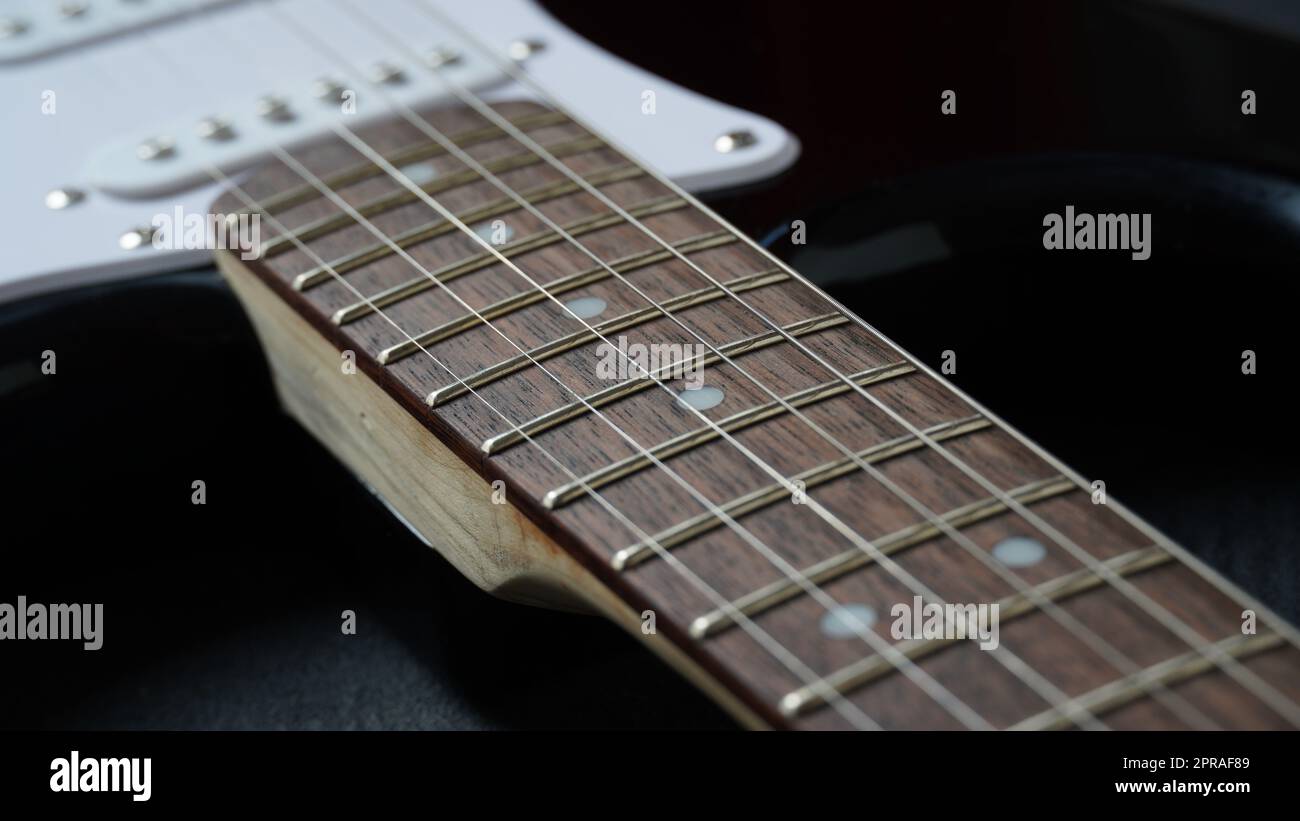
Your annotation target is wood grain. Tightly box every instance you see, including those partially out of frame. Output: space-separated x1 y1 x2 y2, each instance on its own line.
212 100 1300 729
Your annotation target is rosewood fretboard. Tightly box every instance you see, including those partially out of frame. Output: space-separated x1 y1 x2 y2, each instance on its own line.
212 100 1300 730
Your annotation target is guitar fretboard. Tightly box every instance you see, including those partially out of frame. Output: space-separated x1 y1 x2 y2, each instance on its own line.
213 100 1300 730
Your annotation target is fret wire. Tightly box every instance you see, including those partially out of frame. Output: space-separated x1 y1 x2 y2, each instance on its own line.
208 159 885 731
1008 632 1285 732
241 0 1237 732
131 0 1268 732
409 259 769 372
260 134 607 257
292 163 645 289
330 194 688 325
401 1 1299 726
366 7 1248 731
476 313 849 455
127 8 973 733
244 105 987 729
691 475 1076 638
780 545 1173 718
613 415 993 571
544 361 916 510
269 4 1198 729
215 0 1248 732
243 31 1002 730
326 8 1165 731
420 250 768 393
242 108 570 216
379 230 743 365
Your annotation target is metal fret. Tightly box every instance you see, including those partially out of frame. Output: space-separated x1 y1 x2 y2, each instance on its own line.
475 313 850 455
378 230 741 365
612 414 996 571
263 135 607 259
292 159 633 292
1008 631 1285 731
245 109 569 216
690 474 1075 636
543 362 917 510
330 195 689 325
777 544 1171 718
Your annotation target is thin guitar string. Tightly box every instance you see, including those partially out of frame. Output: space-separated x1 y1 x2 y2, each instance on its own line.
213 0 1227 722
331 0 1226 729
405 0 1300 725
320 0 1212 729
119 0 1268 732
142 0 1279 732
83 32 881 732
179 0 1015 731
246 0 1099 727
112 4 979 731
195 0 1107 732
142 0 1248 722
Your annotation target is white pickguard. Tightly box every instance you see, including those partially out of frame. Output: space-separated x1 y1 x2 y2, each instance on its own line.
0 0 798 305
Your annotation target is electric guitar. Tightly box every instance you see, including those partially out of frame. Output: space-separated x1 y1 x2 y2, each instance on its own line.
4 0 1298 730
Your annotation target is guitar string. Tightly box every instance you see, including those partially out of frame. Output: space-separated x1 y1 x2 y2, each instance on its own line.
181 0 1028 731
402 0 1300 725
80 29 884 732
119 0 1279 727
126 0 1274 727
329 0 1228 729
108 1 993 731
122 0 1248 732
243 0 1112 727
167 0 1242 722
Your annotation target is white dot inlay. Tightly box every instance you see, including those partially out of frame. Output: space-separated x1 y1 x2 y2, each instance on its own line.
565 296 607 319
993 536 1047 567
820 604 877 639
399 161 439 186
677 385 724 411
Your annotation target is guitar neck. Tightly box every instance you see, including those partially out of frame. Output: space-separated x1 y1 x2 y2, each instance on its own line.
213 99 1300 730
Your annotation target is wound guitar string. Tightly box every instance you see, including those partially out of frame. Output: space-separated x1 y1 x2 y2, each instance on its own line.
109 2 889 730
408 0 1300 724
106 0 1300 732
207 1 1014 730
202 0 1289 727
252 0 1130 730
341 0 1247 729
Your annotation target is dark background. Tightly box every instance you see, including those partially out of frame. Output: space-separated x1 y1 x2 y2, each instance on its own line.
1 0 1297 729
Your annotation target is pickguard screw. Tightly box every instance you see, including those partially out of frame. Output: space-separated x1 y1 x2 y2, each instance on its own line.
714 130 757 153
425 46 461 69
507 38 545 61
45 188 85 210
256 95 294 123
136 136 176 161
196 116 235 141
119 226 156 251
368 61 406 85
312 77 346 102
0 17 30 38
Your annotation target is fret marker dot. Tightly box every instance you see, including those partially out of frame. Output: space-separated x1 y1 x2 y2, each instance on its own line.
677 385 724 411
400 161 438 186
821 604 876 639
993 536 1046 567
565 296 606 319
